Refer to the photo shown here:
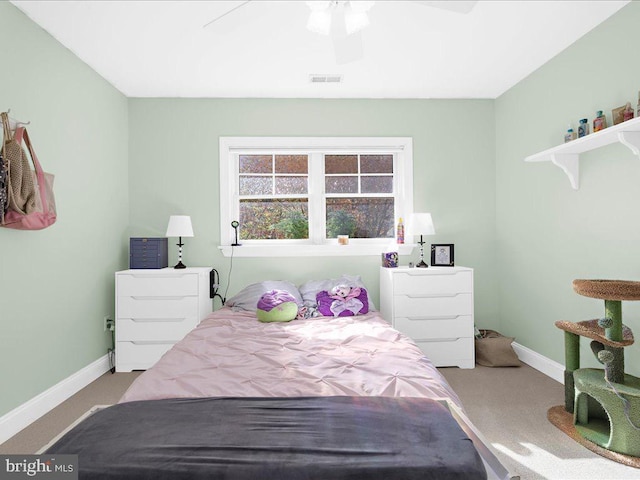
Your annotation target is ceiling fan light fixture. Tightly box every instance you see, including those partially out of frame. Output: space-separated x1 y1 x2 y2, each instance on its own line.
307 9 332 35
306 1 333 11
344 4 369 35
348 1 375 14
306 1 375 36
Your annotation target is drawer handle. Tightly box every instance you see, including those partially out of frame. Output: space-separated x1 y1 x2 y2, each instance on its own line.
406 293 460 298
128 275 191 279
406 315 461 321
424 338 462 343
130 341 175 346
403 271 459 276
130 318 186 323
130 296 189 301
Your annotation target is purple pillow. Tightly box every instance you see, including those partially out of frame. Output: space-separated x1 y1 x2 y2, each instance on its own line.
256 290 299 323
316 286 369 317
257 289 298 311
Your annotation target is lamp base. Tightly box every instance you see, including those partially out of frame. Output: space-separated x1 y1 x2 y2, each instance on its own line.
173 261 187 269
416 235 428 268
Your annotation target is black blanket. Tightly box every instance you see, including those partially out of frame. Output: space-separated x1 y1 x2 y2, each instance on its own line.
46 396 486 480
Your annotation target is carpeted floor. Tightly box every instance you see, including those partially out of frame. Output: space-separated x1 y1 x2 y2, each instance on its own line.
441 364 640 479
0 371 142 455
2 364 639 479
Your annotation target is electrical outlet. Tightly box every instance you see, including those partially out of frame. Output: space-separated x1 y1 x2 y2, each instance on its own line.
103 316 114 332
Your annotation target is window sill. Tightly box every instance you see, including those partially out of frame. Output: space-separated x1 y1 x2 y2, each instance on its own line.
219 244 416 258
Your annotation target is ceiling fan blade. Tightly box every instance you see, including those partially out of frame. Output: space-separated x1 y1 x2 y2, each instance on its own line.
414 1 478 14
332 31 364 64
202 0 253 29
328 4 365 64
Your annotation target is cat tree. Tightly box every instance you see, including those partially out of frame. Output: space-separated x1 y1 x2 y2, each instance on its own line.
550 279 640 466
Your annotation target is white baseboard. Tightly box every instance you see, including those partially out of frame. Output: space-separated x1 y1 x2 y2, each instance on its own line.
0 354 110 445
512 342 564 384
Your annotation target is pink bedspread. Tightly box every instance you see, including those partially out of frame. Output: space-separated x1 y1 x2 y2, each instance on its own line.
119 308 462 407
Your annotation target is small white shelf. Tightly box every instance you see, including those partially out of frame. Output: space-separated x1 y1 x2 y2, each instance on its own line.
524 115 640 189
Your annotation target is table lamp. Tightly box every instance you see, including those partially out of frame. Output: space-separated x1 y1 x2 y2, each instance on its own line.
165 215 194 269
408 213 435 268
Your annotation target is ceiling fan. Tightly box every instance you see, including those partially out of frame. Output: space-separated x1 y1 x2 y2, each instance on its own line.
203 1 478 64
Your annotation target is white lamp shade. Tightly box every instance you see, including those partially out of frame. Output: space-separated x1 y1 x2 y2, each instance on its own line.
165 215 194 237
407 213 435 236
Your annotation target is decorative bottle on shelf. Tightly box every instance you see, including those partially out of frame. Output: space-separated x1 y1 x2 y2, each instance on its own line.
396 217 404 244
623 102 634 122
593 111 607 132
564 125 577 143
578 118 589 138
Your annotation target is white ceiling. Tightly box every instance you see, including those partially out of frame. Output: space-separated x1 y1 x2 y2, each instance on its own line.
11 0 630 99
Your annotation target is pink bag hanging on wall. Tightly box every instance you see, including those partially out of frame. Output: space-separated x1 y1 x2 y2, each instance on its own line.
2 127 56 230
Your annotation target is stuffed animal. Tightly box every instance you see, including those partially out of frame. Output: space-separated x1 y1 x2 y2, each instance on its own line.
332 284 357 300
256 289 299 323
316 284 368 317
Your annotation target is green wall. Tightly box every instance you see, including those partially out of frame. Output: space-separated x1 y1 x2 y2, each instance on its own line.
0 3 129 417
6 0 640 424
128 98 497 318
495 1 640 377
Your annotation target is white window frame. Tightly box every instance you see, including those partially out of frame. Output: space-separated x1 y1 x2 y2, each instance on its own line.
219 137 414 257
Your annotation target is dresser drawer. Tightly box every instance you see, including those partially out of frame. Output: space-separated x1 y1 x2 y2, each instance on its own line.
116 341 175 372
394 315 473 340
392 270 472 296
116 317 197 342
117 273 198 297
394 293 472 317
414 337 474 368
117 295 198 318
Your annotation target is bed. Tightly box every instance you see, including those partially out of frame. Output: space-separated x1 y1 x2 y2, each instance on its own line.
45 276 512 479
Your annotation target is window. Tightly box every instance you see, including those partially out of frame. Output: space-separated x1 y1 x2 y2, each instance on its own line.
324 154 395 239
238 154 310 240
219 137 413 257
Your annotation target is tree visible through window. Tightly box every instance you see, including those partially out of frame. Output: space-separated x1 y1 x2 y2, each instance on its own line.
239 154 309 240
324 154 394 239
219 137 413 250
238 153 394 241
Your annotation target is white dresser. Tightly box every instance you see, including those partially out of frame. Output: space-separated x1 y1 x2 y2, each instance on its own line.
379 266 475 369
115 267 213 372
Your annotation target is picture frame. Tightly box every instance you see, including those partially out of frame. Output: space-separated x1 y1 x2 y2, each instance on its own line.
431 244 455 267
612 105 625 125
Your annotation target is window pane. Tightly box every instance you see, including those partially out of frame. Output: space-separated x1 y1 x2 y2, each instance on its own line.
275 176 307 194
325 155 357 174
239 176 272 195
240 199 308 240
239 155 272 174
325 176 358 194
326 198 394 238
361 176 393 193
275 155 308 174
361 155 393 174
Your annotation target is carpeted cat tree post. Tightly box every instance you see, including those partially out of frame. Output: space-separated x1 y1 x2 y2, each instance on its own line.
549 279 640 467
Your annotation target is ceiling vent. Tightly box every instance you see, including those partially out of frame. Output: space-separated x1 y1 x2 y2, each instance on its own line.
309 74 343 84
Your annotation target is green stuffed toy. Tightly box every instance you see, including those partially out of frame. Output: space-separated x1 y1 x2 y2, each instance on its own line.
256 289 299 323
